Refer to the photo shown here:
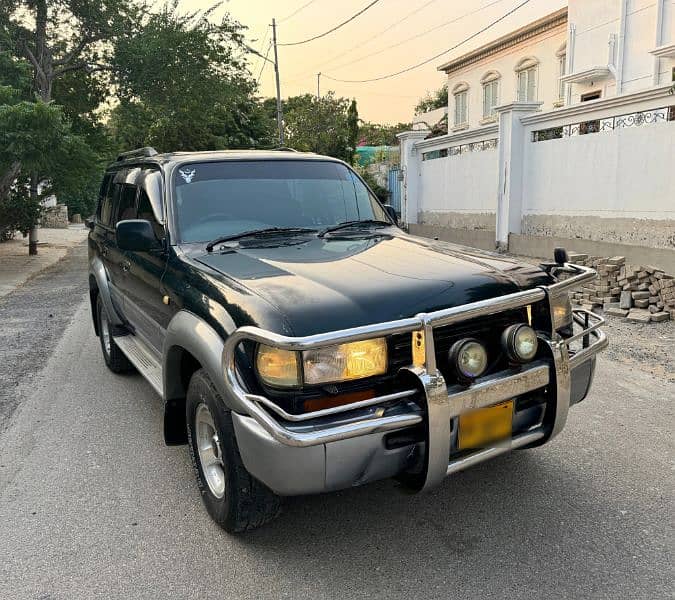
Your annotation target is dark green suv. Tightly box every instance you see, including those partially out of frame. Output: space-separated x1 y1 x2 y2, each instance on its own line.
88 147 606 532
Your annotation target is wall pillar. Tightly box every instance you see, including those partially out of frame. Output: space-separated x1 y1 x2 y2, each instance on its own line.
396 130 430 226
494 101 542 250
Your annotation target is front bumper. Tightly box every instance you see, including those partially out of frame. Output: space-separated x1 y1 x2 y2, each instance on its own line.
223 263 607 495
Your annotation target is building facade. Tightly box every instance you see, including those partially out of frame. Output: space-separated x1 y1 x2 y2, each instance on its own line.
400 0 675 270
438 8 568 131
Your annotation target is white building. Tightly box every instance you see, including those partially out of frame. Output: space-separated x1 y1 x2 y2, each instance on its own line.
401 0 675 271
439 8 568 131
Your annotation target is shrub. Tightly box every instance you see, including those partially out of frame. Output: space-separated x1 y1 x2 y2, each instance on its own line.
0 186 42 240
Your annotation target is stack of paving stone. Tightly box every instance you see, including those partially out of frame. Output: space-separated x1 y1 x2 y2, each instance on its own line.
566 253 673 323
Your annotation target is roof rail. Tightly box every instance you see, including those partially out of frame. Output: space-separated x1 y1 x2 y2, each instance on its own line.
116 147 159 162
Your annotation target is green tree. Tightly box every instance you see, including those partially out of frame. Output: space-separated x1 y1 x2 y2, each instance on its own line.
109 2 272 152
358 122 412 146
415 84 448 115
346 99 359 165
0 100 94 238
281 92 354 163
51 69 115 219
0 0 136 252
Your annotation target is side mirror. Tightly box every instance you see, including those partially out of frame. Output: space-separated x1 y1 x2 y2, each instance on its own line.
85 216 95 230
116 219 161 252
382 204 398 225
554 246 568 265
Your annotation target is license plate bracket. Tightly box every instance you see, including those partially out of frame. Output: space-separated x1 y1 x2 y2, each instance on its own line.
458 400 513 450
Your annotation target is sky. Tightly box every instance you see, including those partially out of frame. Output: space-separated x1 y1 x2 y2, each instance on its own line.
180 0 566 124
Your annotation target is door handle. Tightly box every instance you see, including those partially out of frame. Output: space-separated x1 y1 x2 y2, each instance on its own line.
121 260 131 273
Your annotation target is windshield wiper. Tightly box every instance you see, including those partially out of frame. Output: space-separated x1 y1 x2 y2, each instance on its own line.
318 219 392 238
206 227 317 252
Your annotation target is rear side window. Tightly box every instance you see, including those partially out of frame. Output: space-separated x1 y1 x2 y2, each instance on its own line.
97 174 114 226
103 184 122 228
114 184 138 225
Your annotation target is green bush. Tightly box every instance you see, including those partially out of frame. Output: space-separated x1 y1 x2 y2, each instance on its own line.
357 168 389 204
0 186 42 240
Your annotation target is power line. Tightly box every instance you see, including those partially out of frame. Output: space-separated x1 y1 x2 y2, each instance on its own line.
279 0 381 47
256 42 272 84
322 0 531 83
326 0 510 74
284 0 443 82
278 0 321 24
251 25 270 71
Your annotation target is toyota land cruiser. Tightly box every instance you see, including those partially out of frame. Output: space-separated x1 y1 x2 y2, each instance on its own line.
88 147 606 532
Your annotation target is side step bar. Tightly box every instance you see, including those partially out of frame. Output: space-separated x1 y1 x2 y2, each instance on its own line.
113 334 163 397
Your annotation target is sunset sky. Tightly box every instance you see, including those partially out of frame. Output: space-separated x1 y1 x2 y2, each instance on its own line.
182 0 566 124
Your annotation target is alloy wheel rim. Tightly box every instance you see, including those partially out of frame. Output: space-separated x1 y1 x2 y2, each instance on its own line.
195 403 226 499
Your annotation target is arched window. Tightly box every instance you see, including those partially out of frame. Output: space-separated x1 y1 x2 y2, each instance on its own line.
515 57 539 102
480 71 501 119
452 82 469 127
556 43 567 102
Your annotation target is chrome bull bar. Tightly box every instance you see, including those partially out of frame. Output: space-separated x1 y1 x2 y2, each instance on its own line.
222 263 607 488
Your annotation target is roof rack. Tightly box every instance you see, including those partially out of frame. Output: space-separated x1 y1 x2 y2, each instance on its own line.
116 147 158 162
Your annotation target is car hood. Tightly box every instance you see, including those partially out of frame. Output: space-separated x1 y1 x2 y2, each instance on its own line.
191 231 551 336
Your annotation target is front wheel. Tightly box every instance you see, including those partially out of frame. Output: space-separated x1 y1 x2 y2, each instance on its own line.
186 369 281 532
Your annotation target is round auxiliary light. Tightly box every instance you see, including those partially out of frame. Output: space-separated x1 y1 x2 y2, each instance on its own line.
502 324 538 363
449 339 488 380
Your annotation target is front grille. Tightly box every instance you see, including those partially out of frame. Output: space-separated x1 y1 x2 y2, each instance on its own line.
433 309 528 384
389 332 413 372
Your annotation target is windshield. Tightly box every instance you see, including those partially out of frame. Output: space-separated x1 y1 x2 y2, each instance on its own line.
172 160 390 243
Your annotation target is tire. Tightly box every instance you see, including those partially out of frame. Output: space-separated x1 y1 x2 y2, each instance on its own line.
96 294 134 374
186 368 281 533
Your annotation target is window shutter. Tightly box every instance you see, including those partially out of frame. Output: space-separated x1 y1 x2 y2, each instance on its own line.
517 71 526 101
455 92 467 125
527 68 536 101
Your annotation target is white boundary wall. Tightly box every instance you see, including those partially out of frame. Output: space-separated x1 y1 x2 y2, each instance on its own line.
399 85 675 252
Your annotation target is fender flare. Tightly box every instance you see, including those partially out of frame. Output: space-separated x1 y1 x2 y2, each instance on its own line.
89 256 124 326
163 310 247 414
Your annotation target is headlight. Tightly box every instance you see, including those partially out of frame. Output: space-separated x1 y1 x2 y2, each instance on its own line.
303 338 387 385
551 294 573 330
449 339 488 379
256 344 300 387
502 324 538 363
256 338 388 387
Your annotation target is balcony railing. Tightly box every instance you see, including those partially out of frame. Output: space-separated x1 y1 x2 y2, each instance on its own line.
532 105 675 142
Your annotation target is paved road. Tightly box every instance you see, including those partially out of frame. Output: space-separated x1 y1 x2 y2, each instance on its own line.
0 243 88 427
0 247 673 599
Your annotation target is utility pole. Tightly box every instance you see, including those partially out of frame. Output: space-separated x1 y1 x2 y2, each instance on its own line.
317 72 321 97
271 18 284 146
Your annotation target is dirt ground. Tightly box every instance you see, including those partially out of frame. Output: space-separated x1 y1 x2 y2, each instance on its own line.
0 226 88 298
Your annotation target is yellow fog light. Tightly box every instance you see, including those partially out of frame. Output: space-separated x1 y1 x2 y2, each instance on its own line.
303 338 387 385
502 324 538 363
256 344 300 387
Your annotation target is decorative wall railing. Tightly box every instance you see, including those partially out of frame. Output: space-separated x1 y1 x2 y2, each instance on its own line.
531 105 675 142
422 138 498 161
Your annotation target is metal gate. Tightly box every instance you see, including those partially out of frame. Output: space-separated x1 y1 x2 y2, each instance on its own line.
387 167 402 216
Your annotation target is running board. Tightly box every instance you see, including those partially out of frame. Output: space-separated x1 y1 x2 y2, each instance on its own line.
113 334 163 397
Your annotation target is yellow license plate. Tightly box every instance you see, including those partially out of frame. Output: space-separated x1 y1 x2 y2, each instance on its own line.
458 400 513 450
